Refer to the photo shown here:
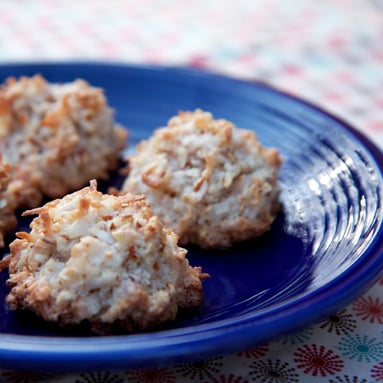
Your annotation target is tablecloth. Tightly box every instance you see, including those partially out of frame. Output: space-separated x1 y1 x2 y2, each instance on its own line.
0 0 383 382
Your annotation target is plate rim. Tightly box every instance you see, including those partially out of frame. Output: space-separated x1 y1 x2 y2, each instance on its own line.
0 61 383 372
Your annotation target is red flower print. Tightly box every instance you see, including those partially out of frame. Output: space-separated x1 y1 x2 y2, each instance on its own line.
237 344 268 359
371 361 383 382
126 368 176 383
353 296 383 324
294 344 344 377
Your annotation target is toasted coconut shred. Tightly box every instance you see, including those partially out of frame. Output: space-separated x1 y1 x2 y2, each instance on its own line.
0 155 16 248
122 109 282 248
4 180 207 333
0 75 127 208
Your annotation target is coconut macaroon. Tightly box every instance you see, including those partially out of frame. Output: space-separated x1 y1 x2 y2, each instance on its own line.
122 109 282 249
0 75 127 208
0 156 16 248
3 180 206 333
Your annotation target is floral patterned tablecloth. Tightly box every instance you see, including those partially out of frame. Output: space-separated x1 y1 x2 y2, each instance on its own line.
0 0 383 382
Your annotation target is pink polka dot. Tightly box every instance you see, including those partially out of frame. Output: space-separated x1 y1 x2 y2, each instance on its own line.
333 70 355 83
371 50 383 62
327 36 346 49
369 120 383 131
282 64 303 75
376 98 383 109
237 53 257 64
188 55 209 69
322 91 346 103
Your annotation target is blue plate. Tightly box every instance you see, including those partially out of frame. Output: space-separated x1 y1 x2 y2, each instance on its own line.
0 62 383 373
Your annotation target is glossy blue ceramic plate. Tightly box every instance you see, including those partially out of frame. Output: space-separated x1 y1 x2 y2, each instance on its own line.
1 62 383 373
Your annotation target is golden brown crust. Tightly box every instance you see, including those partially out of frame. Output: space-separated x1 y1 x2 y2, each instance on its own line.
0 75 127 208
5 180 206 333
122 109 282 248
